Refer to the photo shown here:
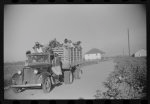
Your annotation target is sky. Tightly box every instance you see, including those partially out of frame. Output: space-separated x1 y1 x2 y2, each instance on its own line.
4 4 146 62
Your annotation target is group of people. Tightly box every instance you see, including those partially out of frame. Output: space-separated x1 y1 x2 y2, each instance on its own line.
25 38 81 79
63 38 82 49
31 38 82 54
25 40 62 78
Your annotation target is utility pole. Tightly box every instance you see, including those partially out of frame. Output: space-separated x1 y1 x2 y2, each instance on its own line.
128 28 131 56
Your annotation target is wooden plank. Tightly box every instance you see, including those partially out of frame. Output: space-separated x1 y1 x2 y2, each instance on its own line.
52 46 83 68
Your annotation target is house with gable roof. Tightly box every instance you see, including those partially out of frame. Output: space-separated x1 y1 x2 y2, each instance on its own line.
84 48 105 60
132 49 147 57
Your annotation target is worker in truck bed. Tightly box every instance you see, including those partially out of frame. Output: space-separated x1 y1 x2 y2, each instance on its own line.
33 42 44 53
25 50 31 66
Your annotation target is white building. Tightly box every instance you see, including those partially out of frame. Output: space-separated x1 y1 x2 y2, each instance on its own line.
133 49 147 57
84 48 105 60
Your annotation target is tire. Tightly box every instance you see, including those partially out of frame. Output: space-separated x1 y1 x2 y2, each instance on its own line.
64 71 74 84
73 70 77 79
78 69 82 79
74 67 82 79
42 73 52 93
11 73 22 93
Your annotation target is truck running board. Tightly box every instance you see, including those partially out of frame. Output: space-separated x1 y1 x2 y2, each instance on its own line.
11 84 41 88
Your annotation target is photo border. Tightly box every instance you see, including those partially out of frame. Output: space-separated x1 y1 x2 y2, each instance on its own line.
1 0 149 104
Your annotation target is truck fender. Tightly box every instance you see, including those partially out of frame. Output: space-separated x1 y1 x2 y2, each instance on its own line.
50 76 55 85
41 72 52 83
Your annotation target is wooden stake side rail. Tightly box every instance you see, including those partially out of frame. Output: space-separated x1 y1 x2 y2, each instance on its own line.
52 46 83 68
70 60 85 67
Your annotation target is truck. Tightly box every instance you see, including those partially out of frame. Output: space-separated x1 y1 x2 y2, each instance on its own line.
11 39 83 93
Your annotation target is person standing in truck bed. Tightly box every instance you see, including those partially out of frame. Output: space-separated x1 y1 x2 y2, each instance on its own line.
33 42 44 53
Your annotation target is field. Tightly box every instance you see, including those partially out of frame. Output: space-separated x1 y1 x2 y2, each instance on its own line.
4 61 24 87
94 56 147 99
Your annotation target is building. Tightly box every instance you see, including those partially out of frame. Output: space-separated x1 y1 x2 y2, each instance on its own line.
132 49 147 57
84 48 105 60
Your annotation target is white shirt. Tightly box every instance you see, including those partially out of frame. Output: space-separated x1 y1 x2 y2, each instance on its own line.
37 47 43 53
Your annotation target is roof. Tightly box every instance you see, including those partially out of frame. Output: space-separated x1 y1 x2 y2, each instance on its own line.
135 49 146 53
85 48 105 54
131 49 146 55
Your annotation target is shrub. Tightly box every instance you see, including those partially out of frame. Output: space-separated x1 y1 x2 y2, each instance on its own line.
94 57 147 99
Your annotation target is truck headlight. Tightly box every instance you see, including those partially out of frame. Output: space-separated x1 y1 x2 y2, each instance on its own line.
34 70 38 74
17 70 21 75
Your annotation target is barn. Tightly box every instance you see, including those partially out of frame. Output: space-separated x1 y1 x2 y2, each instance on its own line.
84 48 105 61
133 49 147 57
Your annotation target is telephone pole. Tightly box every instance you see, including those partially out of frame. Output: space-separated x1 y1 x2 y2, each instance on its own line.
128 28 131 56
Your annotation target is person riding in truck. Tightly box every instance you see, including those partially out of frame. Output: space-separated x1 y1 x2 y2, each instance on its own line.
33 42 44 53
25 50 31 66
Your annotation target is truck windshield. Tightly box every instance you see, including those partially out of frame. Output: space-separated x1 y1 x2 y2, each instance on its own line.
27 54 49 64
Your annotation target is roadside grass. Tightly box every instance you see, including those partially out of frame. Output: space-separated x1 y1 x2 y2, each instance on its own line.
94 56 147 99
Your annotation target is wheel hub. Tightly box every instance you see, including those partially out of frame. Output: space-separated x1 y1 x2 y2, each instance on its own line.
45 78 51 91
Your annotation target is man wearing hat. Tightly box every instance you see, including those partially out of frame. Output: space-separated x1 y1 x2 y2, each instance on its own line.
33 42 44 53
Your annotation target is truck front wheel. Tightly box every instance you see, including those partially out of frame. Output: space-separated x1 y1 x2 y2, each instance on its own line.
12 87 22 93
42 73 52 93
74 67 82 79
11 73 22 93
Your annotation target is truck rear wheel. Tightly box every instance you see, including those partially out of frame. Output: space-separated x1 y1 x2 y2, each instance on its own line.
74 67 82 79
11 73 22 93
64 71 74 84
42 73 52 93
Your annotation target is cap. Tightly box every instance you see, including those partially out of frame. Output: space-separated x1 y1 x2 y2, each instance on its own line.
35 42 39 45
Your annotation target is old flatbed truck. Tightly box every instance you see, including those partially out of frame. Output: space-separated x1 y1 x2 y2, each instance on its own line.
11 41 83 93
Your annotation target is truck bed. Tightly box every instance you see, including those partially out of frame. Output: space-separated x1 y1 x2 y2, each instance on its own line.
52 46 82 69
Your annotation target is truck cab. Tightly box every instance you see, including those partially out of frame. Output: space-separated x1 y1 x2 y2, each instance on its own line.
11 52 61 93
11 39 83 93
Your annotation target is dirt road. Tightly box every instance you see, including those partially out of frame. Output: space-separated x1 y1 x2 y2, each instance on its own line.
4 60 115 99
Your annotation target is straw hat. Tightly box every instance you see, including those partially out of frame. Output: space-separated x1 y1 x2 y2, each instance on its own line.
35 42 40 45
